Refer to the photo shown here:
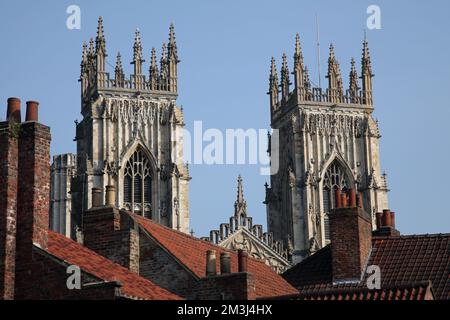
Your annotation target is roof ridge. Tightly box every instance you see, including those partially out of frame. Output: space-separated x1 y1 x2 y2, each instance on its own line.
128 211 272 268
373 233 450 240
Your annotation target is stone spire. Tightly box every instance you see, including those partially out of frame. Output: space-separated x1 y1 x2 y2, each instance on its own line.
268 57 279 111
349 58 360 103
293 34 305 96
132 29 145 90
115 52 125 88
80 41 88 78
160 43 168 91
88 38 95 62
80 42 89 97
327 44 344 103
361 36 374 106
149 47 159 91
234 175 247 218
167 23 179 93
95 17 107 78
280 53 290 101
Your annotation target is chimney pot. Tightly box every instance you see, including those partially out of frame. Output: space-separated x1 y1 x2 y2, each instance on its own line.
105 185 116 206
206 250 217 276
6 97 21 123
25 101 39 122
238 249 248 273
335 189 342 208
91 187 103 208
376 212 383 229
220 252 231 275
349 189 357 208
390 212 396 229
341 193 348 208
382 209 392 228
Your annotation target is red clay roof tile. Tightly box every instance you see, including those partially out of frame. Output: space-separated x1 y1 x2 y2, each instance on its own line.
130 213 299 298
283 234 450 300
47 231 182 300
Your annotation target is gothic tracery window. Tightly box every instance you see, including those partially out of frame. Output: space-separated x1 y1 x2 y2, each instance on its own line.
123 148 152 218
322 161 349 242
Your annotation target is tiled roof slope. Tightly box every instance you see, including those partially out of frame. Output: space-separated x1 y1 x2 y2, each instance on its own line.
47 231 182 300
283 234 450 300
294 281 434 300
131 213 299 298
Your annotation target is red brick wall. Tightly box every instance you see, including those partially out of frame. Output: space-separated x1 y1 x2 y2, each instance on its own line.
0 122 19 300
14 122 51 299
139 232 197 298
329 207 372 283
194 273 256 300
83 208 139 273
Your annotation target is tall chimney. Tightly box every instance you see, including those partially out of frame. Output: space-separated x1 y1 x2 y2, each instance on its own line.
238 250 248 273
0 103 20 299
329 189 372 284
6 98 21 123
15 103 51 298
206 250 217 276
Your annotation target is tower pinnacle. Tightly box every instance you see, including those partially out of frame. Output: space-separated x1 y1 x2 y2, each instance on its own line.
349 58 360 103
132 29 145 89
326 44 344 103
115 52 124 88
281 53 290 101
234 175 247 218
95 16 106 55
293 33 305 97
149 47 159 90
269 57 279 111
167 23 179 92
361 37 374 105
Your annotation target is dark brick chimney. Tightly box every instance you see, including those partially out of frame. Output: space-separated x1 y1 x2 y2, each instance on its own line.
83 188 140 273
0 99 21 299
329 189 372 284
15 124 51 298
0 99 52 299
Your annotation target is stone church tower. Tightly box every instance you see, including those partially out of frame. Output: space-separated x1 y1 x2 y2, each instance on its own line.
69 18 190 235
265 35 389 263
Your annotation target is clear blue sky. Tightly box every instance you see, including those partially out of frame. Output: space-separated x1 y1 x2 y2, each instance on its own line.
1 0 449 237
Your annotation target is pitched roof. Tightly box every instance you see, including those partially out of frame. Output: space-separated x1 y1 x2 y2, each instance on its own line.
283 234 450 300
46 231 182 300
130 213 299 298
294 281 434 300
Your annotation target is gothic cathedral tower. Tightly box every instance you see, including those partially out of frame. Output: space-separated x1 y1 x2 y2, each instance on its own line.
72 18 190 234
265 35 389 263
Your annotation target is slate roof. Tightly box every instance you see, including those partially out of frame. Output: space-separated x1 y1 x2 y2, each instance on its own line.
283 234 450 300
46 231 182 300
130 213 299 298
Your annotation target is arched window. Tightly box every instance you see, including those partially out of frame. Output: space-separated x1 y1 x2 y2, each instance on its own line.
123 148 152 218
322 161 349 242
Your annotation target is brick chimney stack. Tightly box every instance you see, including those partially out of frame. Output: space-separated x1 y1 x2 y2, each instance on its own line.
0 98 21 299
329 189 372 284
0 98 51 299
14 102 51 299
83 189 140 273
